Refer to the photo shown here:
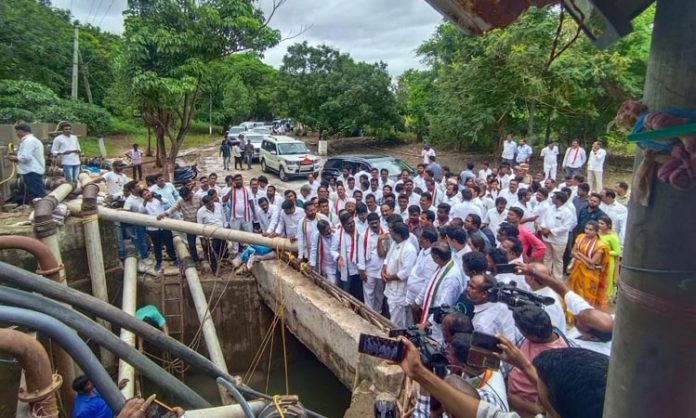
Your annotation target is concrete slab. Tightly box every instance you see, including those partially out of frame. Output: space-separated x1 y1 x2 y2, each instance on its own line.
252 261 404 398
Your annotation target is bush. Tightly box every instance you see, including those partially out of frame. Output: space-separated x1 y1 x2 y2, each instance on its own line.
35 100 112 136
0 108 36 124
0 80 59 110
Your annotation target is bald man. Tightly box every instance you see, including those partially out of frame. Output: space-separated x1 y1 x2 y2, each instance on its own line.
514 261 614 355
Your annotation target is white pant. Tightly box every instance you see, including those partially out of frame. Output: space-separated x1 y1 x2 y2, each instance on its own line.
325 271 338 286
388 298 412 328
588 170 603 193
544 164 557 180
228 219 253 252
363 275 385 312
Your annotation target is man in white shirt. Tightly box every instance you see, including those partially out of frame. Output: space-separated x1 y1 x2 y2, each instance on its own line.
538 191 577 280
501 134 517 166
562 139 587 179
125 143 144 181
451 189 482 221
442 183 462 206
498 179 520 208
478 162 492 182
197 195 226 273
335 212 362 299
91 160 128 201
382 222 418 327
465 273 516 342
296 200 319 262
50 122 81 183
416 242 464 345
521 263 567 331
406 228 440 321
587 141 607 192
273 199 304 239
482 197 509 239
256 197 279 235
9 123 46 201
540 140 559 180
421 144 436 164
413 164 427 191
302 173 320 197
599 189 627 239
310 220 339 285
122 180 152 265
357 213 387 312
515 138 533 164
403 179 421 206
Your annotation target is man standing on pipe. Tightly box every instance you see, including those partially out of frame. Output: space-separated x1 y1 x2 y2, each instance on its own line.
8 123 45 202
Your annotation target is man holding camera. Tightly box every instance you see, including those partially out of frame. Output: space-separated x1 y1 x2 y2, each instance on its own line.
465 274 516 343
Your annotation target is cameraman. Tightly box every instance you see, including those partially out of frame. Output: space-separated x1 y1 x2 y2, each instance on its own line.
396 335 609 418
520 263 565 331
513 262 613 355
465 274 515 342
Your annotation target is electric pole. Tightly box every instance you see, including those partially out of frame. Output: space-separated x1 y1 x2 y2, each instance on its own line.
71 26 79 100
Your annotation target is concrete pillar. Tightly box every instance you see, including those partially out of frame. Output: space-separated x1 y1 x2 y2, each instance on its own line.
604 1 696 417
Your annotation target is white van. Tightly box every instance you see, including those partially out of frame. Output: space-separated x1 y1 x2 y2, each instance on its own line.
259 136 319 181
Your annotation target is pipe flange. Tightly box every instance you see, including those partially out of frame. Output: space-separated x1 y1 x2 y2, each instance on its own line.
18 373 63 403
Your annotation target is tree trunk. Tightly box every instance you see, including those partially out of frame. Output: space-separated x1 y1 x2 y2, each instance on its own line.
604 1 696 417
156 126 166 169
526 101 535 145
146 127 153 157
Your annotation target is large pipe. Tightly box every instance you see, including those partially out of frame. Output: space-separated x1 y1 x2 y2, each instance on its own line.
186 401 267 418
0 261 325 418
0 329 59 418
66 200 298 252
81 182 115 368
173 236 230 404
0 306 124 413
118 248 138 399
0 235 75 411
0 286 210 408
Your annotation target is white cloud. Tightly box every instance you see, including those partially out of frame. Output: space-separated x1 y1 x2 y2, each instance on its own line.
51 0 443 76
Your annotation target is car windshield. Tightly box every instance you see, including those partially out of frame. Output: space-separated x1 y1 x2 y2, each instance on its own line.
253 128 271 134
245 135 264 143
278 143 308 155
369 158 413 177
229 127 245 134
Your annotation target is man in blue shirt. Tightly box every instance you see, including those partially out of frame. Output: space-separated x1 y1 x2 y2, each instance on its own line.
149 174 180 208
72 375 128 418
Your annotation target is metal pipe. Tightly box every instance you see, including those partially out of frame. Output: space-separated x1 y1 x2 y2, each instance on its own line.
81 182 115 368
173 236 230 404
0 235 75 411
0 306 124 413
0 261 325 418
118 248 138 399
0 286 209 408
0 329 59 418
66 200 298 252
185 400 267 418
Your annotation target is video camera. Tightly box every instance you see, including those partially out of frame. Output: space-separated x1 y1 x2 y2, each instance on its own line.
388 327 448 378
487 281 555 308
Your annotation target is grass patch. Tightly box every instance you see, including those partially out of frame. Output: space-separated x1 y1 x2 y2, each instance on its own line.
80 137 116 157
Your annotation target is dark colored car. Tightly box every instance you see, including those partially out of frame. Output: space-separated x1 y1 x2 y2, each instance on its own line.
320 154 415 181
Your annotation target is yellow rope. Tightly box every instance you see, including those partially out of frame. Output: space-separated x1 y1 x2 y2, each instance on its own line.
273 395 286 418
0 162 16 186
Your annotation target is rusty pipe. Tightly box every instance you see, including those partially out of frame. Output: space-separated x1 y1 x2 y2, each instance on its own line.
0 329 59 418
0 236 61 281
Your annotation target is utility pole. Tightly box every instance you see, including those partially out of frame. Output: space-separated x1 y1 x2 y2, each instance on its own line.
209 92 213 135
604 1 696 416
78 51 93 105
71 26 79 100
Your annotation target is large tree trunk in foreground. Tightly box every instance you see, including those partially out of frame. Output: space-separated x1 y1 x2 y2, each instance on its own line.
604 1 696 417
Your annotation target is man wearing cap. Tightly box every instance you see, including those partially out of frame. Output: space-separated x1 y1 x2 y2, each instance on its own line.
9 123 45 201
51 122 81 183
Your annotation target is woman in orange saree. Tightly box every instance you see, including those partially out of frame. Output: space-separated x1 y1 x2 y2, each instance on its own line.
567 220 610 309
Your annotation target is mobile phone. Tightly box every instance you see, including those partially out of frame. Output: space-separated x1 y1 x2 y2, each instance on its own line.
146 399 177 418
471 331 503 353
495 264 520 274
358 333 404 362
466 348 501 370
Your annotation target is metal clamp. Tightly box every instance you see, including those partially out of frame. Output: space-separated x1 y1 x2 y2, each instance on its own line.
18 373 63 403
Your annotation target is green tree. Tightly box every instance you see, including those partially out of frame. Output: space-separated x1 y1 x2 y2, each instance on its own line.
121 0 280 178
396 69 434 141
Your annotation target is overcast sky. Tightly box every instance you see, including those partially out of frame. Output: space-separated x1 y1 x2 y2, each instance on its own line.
50 0 444 76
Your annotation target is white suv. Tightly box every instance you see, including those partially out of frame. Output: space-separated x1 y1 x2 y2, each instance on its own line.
260 136 319 181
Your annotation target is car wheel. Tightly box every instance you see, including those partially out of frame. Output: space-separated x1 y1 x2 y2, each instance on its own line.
261 159 268 173
279 166 289 182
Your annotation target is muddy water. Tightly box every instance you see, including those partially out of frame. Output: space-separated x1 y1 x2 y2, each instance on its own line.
142 324 351 418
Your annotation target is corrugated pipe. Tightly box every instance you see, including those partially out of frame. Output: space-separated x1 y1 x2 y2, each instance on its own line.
0 306 124 413
0 329 60 418
0 261 326 418
0 285 209 409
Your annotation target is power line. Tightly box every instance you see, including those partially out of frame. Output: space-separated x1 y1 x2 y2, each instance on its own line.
96 0 115 28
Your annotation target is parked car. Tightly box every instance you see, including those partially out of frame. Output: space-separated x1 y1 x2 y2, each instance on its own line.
226 126 246 140
251 127 272 135
238 132 266 161
320 154 414 181
260 136 320 181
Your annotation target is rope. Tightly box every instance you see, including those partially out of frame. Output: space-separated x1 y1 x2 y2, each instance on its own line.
0 162 16 186
273 395 287 418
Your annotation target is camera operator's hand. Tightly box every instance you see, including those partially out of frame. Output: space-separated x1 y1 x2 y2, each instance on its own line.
116 394 156 418
394 336 425 379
